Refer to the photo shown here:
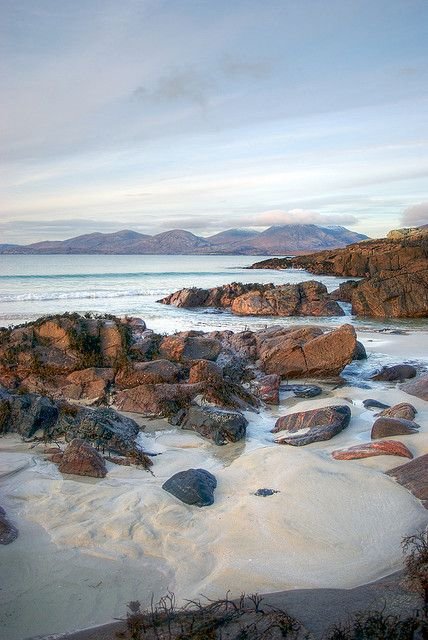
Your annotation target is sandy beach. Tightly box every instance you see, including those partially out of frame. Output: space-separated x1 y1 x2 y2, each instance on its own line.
0 328 427 640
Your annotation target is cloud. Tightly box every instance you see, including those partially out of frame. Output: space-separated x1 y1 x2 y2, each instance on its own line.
401 202 428 227
133 67 213 107
251 209 358 227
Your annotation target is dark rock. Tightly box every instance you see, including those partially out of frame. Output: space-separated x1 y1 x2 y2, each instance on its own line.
179 405 248 445
332 440 413 460
0 506 18 545
401 373 428 401
371 365 417 382
371 417 420 439
281 384 322 398
7 392 59 438
353 341 367 360
363 399 390 410
387 454 428 508
254 489 280 497
57 438 107 478
272 405 351 446
377 403 417 421
162 468 217 507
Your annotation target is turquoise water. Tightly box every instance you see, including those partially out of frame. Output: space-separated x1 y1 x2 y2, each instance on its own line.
0 254 425 333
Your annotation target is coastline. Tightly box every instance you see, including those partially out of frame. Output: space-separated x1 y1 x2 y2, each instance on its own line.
1 328 427 640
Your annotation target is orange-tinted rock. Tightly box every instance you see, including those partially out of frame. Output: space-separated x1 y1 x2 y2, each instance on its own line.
401 373 428 401
57 439 107 478
377 403 417 421
99 320 124 363
159 333 221 363
115 383 202 417
387 454 428 508
115 360 181 388
371 417 420 439
273 405 351 446
34 319 72 350
63 367 114 400
332 440 413 460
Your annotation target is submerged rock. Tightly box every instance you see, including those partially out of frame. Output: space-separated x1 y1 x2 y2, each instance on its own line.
387 454 428 509
272 405 351 446
254 489 280 497
377 403 417 421
178 405 248 445
371 365 417 382
280 384 322 398
401 373 428 401
332 440 413 461
371 417 420 439
363 399 390 410
57 438 107 478
162 468 217 507
0 506 18 545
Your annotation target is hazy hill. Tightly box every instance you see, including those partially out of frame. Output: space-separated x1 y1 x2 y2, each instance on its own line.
0 224 368 255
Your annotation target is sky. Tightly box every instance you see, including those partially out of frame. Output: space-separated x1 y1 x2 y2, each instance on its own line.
1 0 428 244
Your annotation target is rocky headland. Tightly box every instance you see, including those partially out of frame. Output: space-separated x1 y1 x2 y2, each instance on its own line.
248 226 428 318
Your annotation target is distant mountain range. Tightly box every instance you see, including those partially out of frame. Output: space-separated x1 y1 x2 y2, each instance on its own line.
0 224 368 256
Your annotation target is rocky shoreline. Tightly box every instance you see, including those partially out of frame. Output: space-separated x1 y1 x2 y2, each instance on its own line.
247 226 428 318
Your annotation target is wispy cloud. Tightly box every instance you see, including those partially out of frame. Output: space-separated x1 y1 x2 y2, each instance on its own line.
402 202 428 227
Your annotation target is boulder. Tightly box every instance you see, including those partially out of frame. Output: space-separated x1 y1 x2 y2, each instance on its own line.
162 468 217 507
179 405 248 445
159 333 222 363
159 287 210 308
115 383 201 418
371 364 417 382
251 374 281 405
115 360 181 388
371 417 420 439
272 405 351 446
63 367 114 401
401 373 428 401
0 507 18 545
332 440 413 461
57 438 107 478
5 392 59 438
280 384 322 398
377 403 417 421
387 454 428 508
363 399 390 410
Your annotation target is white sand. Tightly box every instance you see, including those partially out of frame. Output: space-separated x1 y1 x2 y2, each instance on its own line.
1 330 427 640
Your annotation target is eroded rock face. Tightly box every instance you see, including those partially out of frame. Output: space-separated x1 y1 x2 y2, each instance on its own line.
178 405 248 445
115 360 181 388
63 367 114 401
401 374 428 401
0 506 18 545
115 383 202 417
371 417 420 439
272 405 351 446
57 438 107 478
387 454 428 508
162 468 217 507
332 440 413 460
188 360 223 385
159 332 222 363
377 403 417 421
371 365 417 382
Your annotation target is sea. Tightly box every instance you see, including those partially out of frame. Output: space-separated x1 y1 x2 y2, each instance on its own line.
0 254 425 333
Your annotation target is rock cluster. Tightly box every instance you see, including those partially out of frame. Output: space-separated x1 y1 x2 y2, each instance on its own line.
159 281 344 317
